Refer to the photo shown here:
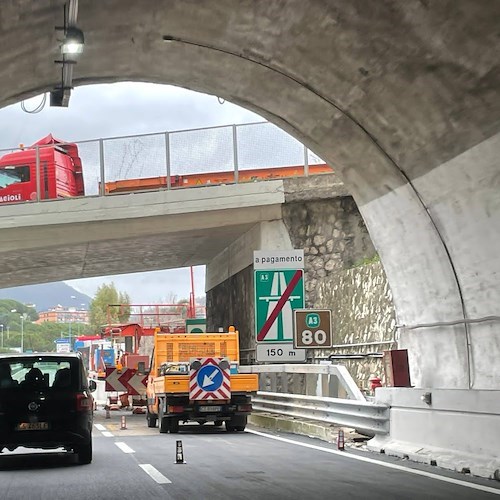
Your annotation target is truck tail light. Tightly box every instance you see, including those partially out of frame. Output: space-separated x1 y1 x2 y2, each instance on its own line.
168 405 185 413
237 404 252 412
76 393 92 412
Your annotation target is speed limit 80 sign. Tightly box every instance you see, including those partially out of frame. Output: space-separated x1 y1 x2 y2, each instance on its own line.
293 309 332 348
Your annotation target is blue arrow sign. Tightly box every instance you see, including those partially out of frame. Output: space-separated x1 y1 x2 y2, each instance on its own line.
196 364 223 392
54 338 71 344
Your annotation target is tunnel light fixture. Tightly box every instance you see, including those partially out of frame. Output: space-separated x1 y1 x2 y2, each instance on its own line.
61 27 85 55
52 2 82 107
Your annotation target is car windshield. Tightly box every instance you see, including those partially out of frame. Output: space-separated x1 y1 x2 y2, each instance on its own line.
0 357 77 391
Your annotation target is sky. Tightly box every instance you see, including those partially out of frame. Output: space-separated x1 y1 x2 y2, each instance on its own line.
0 82 264 303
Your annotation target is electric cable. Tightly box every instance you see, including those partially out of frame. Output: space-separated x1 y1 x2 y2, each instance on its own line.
20 93 47 114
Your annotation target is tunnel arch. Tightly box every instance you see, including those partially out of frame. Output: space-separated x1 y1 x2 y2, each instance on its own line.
1 1 500 389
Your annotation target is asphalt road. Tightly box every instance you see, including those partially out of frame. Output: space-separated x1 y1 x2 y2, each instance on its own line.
0 410 499 500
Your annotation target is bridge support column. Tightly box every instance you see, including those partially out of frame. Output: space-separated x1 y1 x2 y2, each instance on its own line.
206 219 293 361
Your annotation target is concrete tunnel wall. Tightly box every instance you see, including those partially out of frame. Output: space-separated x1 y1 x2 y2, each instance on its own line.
0 1 499 390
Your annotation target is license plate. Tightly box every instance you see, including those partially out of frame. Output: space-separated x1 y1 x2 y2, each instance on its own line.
199 405 222 412
16 422 50 431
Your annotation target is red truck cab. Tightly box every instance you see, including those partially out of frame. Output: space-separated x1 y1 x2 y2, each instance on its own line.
0 134 84 204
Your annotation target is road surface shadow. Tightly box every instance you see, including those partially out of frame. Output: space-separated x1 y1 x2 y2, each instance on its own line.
0 449 78 470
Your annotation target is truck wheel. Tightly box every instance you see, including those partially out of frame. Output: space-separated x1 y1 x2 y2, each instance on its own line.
147 410 157 428
169 418 179 434
227 415 247 432
158 404 169 434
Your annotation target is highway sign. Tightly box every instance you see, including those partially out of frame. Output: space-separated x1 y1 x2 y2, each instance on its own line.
254 269 305 342
294 309 332 348
254 249 305 270
256 342 306 362
105 367 147 395
55 338 71 353
189 357 231 400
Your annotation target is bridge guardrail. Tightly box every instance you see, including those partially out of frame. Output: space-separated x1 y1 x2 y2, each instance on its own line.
252 391 389 436
0 121 329 203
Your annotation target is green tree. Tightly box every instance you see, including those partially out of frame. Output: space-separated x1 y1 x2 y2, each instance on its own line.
89 283 131 332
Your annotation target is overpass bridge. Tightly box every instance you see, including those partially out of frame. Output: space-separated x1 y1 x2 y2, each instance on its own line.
0 0 499 481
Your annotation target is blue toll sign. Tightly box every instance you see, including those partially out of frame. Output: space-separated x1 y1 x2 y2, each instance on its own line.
196 364 223 392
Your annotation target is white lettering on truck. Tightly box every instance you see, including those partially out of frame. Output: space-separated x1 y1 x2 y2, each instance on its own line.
0 194 22 203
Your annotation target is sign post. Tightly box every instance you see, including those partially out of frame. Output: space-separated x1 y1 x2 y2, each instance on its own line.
293 309 333 349
254 250 306 362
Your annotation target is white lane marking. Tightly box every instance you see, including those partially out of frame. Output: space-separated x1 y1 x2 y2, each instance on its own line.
139 464 172 484
102 431 114 438
94 424 106 431
247 429 500 496
115 442 135 454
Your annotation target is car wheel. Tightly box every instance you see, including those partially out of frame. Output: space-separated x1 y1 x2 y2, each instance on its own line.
77 439 92 465
214 420 223 427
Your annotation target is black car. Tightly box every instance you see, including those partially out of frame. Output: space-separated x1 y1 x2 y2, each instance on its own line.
0 352 96 464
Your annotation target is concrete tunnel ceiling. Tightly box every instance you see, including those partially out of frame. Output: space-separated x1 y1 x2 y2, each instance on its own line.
1 1 500 389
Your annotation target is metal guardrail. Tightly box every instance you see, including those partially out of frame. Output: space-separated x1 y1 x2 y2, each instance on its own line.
241 363 389 436
240 362 366 401
252 391 389 436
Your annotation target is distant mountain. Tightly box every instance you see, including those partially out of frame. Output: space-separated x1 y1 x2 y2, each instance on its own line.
0 282 92 312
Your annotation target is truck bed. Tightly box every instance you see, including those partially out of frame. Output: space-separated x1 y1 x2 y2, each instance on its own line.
153 373 258 395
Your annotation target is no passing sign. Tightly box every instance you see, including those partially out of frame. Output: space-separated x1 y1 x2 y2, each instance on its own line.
294 309 332 348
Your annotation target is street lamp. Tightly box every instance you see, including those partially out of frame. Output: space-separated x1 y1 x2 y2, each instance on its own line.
20 316 24 353
11 309 25 353
68 296 77 351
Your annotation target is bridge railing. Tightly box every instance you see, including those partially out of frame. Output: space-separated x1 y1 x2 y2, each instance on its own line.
0 121 330 203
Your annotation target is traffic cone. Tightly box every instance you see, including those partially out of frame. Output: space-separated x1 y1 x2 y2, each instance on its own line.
120 416 127 430
175 440 186 464
337 429 345 451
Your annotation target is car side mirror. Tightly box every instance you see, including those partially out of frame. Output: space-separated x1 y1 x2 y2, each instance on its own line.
88 379 97 392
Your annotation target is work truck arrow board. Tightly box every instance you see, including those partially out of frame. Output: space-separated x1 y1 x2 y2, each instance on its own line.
105 367 147 395
189 357 231 400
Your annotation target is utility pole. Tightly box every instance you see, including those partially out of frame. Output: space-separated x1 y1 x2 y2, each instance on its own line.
20 315 24 353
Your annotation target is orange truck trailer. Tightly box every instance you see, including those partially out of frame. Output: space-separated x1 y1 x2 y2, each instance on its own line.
105 163 333 193
146 327 258 433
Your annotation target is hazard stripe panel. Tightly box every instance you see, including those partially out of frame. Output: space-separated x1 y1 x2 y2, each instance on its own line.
189 357 231 400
